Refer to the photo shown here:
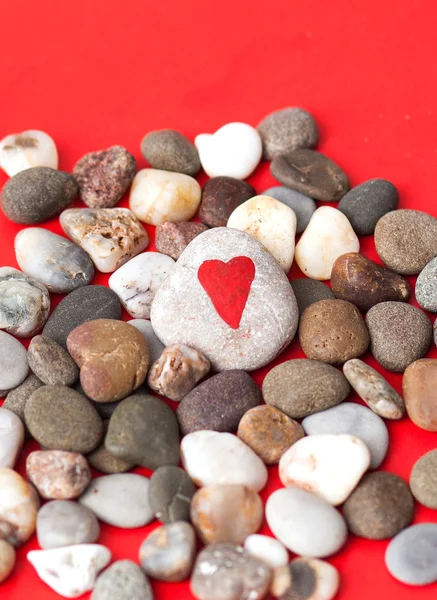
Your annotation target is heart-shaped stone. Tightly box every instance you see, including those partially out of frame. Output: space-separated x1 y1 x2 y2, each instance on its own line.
0 130 58 177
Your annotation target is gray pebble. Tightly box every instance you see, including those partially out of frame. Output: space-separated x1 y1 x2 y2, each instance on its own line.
88 421 134 474
257 107 319 160
28 335 79 386
262 186 316 233
416 258 437 312
3 373 43 435
141 129 200 176
92 560 153 600
148 466 196 523
36 500 100 549
128 319 165 364
410 450 437 509
290 279 335 316
0 331 29 394
385 523 437 585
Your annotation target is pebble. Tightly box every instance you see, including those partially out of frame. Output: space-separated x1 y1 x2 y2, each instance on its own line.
243 534 288 568
181 431 268 492
28 335 79 386
262 186 317 233
343 359 405 419
105 393 180 468
177 369 260 434
366 302 432 372
60 208 149 273
3 374 43 435
79 473 154 528
73 145 136 208
91 560 153 600
282 557 340 600
195 122 262 179
385 523 437 585
0 130 58 177
0 331 29 393
15 228 95 293
295 207 359 280
415 257 437 311
0 266 50 337
150 228 298 371
375 209 437 275
199 176 255 228
0 408 24 469
148 465 196 523
403 358 437 431
148 343 210 401
36 500 100 549
237 405 304 464
141 129 201 175
302 402 389 470
257 107 319 159
0 468 38 546
129 168 201 225
127 319 164 364
24 385 103 453
410 449 437 508
227 195 297 272
331 252 411 311
139 521 196 582
67 319 149 403
0 539 15 583
43 285 121 348
290 279 335 315
28 544 111 598
109 252 175 319
266 488 347 557
1 167 78 224
26 450 91 499
88 421 134 474
155 221 209 260
190 543 272 600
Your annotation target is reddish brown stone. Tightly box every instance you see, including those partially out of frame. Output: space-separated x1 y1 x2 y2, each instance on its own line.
155 221 208 260
199 176 255 227
26 450 91 500
403 359 437 431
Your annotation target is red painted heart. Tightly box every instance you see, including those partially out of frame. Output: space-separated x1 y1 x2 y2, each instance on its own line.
197 256 256 329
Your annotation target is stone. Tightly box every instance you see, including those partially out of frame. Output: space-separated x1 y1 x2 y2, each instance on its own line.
257 108 318 159
139 521 196 582
127 319 164 364
141 129 201 175
26 450 91 499
1 167 78 224
28 335 79 386
155 221 209 260
0 130 58 177
148 343 210 401
0 539 15 583
302 402 389 470
87 397 122 420
148 465 196 523
43 285 121 349
282 557 340 600
24 385 103 453
0 408 24 468
60 208 149 273
36 500 100 549
331 253 410 311
243 535 288 568
0 468 38 546
15 228 95 293
403 359 437 431
270 566 292 598
375 209 437 275
237 405 304 464
366 302 432 372
91 560 153 600
28 544 111 598
290 279 335 315
67 319 149 403
410 450 437 508
199 176 255 228
295 207 359 280
343 359 405 419
262 186 317 233
0 331 28 393
129 168 201 225
181 430 268 492
195 122 262 179
3 374 43 435
150 228 298 371
416 257 437 312
227 195 297 272
73 145 136 208
385 523 437 585
299 299 369 365
88 421 134 474
79 473 154 528
177 369 260 434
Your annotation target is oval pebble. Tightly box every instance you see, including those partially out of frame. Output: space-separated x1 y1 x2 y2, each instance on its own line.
0 129 58 177
127 319 165 364
148 465 196 523
410 450 437 509
91 560 153 600
262 186 316 233
257 107 318 159
403 359 437 431
28 335 79 386
0 331 29 394
199 176 255 228
26 450 91 500
155 221 209 260
282 557 339 600
0 468 38 546
0 539 15 583
290 278 335 316
141 129 200 176
0 408 24 469
385 523 437 585
36 500 100 549
243 534 288 568
415 257 437 312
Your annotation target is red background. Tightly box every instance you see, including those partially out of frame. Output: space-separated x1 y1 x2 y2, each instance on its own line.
1 0 437 598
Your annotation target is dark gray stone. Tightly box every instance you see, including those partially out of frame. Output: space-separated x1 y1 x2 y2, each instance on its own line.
257 107 319 160
141 129 200 176
290 278 335 316
262 186 316 233
148 466 196 523
28 335 79 386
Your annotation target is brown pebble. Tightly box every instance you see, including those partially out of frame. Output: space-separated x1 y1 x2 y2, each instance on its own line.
403 359 437 431
0 539 15 583
155 221 208 260
28 335 79 386
199 176 255 227
26 450 91 499
410 449 437 509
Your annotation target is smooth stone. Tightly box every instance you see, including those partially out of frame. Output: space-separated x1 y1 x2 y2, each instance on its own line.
199 176 255 228
227 195 297 272
0 331 29 393
0 130 58 177
91 560 153 600
37 500 100 549
181 431 268 492
416 257 437 312
403 359 437 431
290 279 335 315
195 122 262 179
282 557 340 600
43 285 121 349
262 186 316 233
375 209 437 275
60 208 149 273
28 335 79 386
148 466 196 523
129 168 201 225
150 228 299 371
79 474 154 528
88 421 134 474
26 450 91 499
257 108 318 160
127 319 164 364
177 369 260 434
299 299 369 365
139 521 196 582
73 145 136 208
0 408 24 468
141 129 200 175
385 523 437 585
15 228 95 293
0 266 50 337
343 359 405 419
331 253 410 311
0 468 38 546
366 302 432 372
266 488 347 557
295 207 359 280
410 449 437 508
1 167 78 224
0 540 15 583
302 402 389 470
4 374 43 436
155 221 209 260
243 534 288 568
28 544 111 598
24 385 103 453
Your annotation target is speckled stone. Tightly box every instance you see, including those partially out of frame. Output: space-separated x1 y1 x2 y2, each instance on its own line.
262 186 316 233
290 279 335 316
141 130 201 176
0 539 15 583
36 500 100 549
127 319 164 365
281 558 340 600
416 258 437 312
28 335 79 386
0 331 29 394
91 560 153 600
148 466 196 523
199 176 256 228
88 421 134 474
410 450 437 509
3 374 43 436
26 450 91 499
403 359 437 431
155 221 209 260
257 107 319 159
385 523 437 585
0 468 38 547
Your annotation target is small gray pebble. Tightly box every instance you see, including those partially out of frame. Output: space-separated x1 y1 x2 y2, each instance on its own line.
148 466 196 523
416 258 437 312
385 523 437 585
141 129 201 176
410 450 437 509
92 560 153 600
36 500 100 549
0 331 29 394
290 279 335 315
257 107 319 160
262 186 316 233
128 319 165 364
28 335 79 386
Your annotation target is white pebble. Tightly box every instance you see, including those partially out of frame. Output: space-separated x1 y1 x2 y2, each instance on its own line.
244 534 288 568
289 557 340 600
0 130 58 177
0 408 24 469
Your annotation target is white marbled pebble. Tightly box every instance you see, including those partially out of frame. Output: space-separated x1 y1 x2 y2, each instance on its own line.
0 130 58 177
128 319 165 364
243 534 288 568
0 408 24 469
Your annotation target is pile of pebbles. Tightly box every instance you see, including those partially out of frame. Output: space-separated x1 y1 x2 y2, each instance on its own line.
0 108 437 598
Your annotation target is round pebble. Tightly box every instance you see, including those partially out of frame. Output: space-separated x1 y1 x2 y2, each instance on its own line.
127 319 164 365
155 221 209 260
385 523 437 585
243 534 288 568
91 560 153 600
0 408 24 469
0 539 15 583
290 278 335 315
283 557 340 600
0 331 29 393
36 500 100 549
0 468 38 546
262 186 316 233
28 335 79 386
403 359 437 431
410 450 437 508
416 257 437 312
26 450 91 499
0 129 58 177
140 129 200 176
257 107 318 159
199 176 255 228
148 465 196 523
3 374 43 435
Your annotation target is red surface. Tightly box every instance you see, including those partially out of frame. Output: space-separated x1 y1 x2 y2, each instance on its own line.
1 0 437 598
